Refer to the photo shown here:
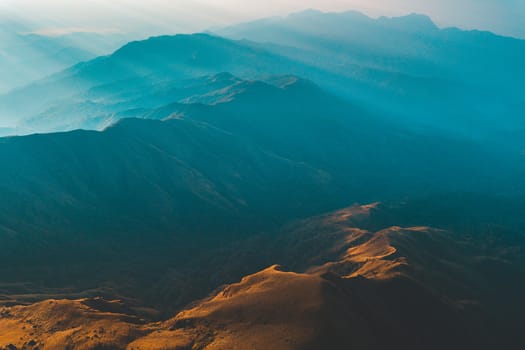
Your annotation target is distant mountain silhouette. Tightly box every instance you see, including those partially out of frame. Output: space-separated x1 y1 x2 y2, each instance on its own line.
1 22 523 145
216 10 521 82
216 10 525 139
0 22 127 95
16 73 245 133
0 34 302 127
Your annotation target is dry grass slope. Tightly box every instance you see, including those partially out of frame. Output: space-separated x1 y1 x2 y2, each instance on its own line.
1 202 522 350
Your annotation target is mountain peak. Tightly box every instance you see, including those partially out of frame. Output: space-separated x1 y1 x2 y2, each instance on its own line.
208 72 240 83
112 33 226 56
379 13 439 31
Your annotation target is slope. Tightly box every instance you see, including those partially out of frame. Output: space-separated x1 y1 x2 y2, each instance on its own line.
2 197 524 349
0 34 302 127
216 10 525 139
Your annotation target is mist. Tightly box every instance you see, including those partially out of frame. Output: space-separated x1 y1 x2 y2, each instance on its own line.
1 0 524 38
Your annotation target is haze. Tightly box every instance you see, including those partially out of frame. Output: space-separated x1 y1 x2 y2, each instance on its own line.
1 0 524 39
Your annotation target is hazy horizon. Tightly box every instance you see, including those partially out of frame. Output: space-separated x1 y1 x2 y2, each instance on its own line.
1 1 524 129
1 0 524 39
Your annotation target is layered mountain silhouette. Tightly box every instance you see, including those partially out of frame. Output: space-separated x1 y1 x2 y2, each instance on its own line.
0 74 523 324
216 10 525 138
1 9 525 350
0 20 127 94
0 34 300 129
217 10 525 93
2 18 524 144
0 76 521 259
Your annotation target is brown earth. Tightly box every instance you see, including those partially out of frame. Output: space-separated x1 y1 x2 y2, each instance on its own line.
1 202 523 349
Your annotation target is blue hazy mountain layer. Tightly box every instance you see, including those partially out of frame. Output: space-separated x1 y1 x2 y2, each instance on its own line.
0 12 522 150
215 11 525 136
0 20 128 94
0 12 522 238
0 34 305 132
0 76 523 250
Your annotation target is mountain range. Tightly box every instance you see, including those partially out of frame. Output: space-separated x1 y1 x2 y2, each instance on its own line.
215 11 525 139
1 198 524 349
0 9 524 350
2 11 524 146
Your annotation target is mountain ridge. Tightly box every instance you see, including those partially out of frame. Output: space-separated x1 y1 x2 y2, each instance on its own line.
1 199 523 349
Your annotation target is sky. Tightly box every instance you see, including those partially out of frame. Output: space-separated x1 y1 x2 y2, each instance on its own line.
0 0 524 39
